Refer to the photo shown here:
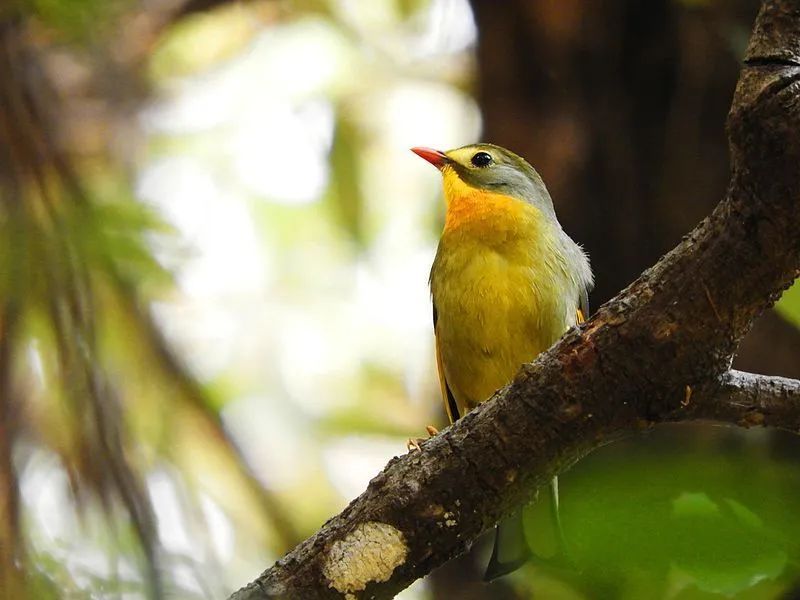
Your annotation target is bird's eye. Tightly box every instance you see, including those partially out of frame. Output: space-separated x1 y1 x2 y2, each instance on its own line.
470 151 492 168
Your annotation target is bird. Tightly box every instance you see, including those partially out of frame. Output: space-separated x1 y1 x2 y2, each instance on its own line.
411 143 593 580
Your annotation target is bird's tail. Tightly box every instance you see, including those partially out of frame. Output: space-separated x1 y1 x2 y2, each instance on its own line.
484 507 531 581
484 476 564 581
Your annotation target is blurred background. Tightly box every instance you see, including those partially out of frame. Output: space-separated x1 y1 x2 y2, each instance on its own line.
2 0 800 598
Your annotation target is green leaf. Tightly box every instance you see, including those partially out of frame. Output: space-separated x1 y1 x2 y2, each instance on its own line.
775 279 800 329
326 113 365 247
671 491 720 518
521 425 800 598
396 0 428 19
17 0 129 42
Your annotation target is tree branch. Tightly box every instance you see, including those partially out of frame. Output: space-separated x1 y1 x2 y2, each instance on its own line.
681 370 800 431
230 1 800 598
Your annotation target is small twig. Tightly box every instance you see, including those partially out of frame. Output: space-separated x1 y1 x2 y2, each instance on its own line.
702 282 722 323
681 385 692 407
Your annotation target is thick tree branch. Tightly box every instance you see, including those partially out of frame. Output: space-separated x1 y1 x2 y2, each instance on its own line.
230 1 800 598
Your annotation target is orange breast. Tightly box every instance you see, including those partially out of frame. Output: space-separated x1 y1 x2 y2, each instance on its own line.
441 167 535 238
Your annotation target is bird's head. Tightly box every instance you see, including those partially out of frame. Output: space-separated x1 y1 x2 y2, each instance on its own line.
411 143 556 218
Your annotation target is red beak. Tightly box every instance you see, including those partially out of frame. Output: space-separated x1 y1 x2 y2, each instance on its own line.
411 147 449 169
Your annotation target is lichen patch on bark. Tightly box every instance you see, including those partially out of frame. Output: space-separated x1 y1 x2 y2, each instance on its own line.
323 521 408 596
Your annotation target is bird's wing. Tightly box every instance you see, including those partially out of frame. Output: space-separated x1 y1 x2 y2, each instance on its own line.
433 301 460 423
577 287 590 324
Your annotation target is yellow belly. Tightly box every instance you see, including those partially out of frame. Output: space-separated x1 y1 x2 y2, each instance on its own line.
430 174 579 414
430 193 577 416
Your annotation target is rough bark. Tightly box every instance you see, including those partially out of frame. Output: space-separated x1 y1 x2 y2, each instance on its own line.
683 370 800 429
230 1 800 598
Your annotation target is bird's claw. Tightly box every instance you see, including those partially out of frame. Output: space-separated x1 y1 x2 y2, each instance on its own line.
406 438 423 452
406 425 440 452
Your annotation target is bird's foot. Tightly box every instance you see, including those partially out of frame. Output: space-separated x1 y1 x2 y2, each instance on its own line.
406 425 440 452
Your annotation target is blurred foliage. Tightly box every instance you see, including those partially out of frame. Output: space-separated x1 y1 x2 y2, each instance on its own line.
0 0 477 597
13 0 130 41
0 1 307 597
1 0 799 599
148 4 269 79
328 112 367 247
519 426 800 599
776 281 800 330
